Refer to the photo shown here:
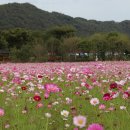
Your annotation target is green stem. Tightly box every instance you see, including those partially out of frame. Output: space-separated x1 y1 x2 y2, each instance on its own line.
125 109 130 118
45 118 49 130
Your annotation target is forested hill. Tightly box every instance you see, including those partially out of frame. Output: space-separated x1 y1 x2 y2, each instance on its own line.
0 2 130 36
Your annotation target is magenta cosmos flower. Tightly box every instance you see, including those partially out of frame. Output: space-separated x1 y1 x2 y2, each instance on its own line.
33 95 41 102
103 93 112 101
44 83 61 93
110 83 118 89
87 123 104 130
0 108 5 117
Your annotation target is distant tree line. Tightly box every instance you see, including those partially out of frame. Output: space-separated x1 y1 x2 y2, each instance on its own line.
0 26 130 62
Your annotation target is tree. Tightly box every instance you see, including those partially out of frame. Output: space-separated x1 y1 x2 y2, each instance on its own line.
31 38 48 62
106 32 130 60
45 25 76 40
0 31 8 50
10 44 32 62
90 33 108 61
5 28 32 49
44 26 76 61
78 39 94 61
62 37 80 61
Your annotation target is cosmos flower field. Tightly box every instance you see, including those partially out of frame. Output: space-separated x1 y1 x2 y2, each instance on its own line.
0 62 130 130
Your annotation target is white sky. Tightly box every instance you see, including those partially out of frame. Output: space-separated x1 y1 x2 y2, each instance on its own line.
0 0 130 22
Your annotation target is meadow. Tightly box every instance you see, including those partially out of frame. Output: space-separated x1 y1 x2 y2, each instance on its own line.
0 62 130 130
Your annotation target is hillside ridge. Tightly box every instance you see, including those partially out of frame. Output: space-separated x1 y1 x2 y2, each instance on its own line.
0 3 130 36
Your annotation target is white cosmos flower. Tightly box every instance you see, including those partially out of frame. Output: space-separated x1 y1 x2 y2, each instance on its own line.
116 80 126 86
45 113 51 118
27 82 35 87
90 98 100 106
28 87 35 92
0 89 4 93
61 110 69 117
120 106 126 110
52 101 59 105
112 92 119 98
65 124 70 127
65 97 72 104
102 80 108 83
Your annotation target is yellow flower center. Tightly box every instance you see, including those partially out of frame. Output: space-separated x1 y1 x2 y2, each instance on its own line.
93 100 97 104
63 112 67 116
78 119 83 125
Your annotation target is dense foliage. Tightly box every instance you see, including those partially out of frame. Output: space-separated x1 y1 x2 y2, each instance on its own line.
0 27 130 62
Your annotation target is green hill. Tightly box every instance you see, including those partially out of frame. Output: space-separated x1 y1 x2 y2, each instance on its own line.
0 2 130 36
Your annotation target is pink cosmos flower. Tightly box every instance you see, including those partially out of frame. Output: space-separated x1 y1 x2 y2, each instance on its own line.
74 91 81 95
74 128 79 130
67 74 73 80
44 92 49 99
73 115 87 128
85 83 93 90
36 103 43 108
108 107 115 111
87 123 104 130
0 108 5 117
12 77 21 84
44 83 61 93
123 91 130 99
82 67 93 75
47 104 52 108
81 82 86 87
99 104 106 110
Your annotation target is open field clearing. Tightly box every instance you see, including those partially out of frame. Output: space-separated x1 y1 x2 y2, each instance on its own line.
0 62 130 130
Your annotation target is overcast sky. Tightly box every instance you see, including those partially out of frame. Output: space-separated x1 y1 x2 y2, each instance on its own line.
0 0 130 22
